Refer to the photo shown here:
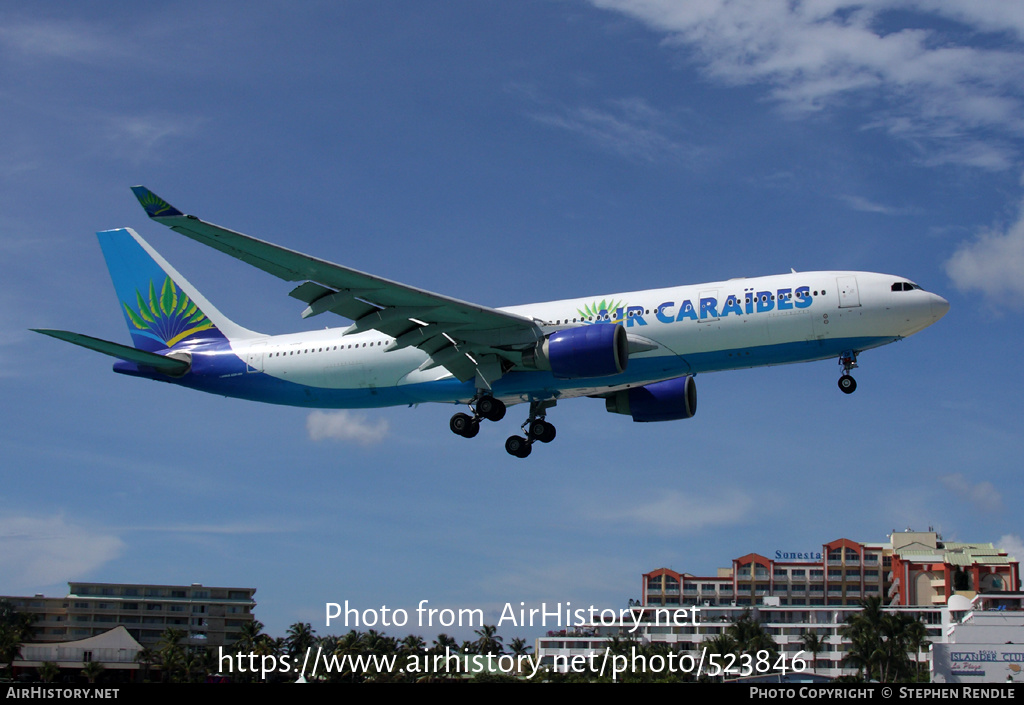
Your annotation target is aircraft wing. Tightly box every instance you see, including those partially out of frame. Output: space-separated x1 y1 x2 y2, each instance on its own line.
130 186 541 385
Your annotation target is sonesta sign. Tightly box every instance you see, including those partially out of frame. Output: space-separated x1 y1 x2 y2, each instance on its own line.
774 550 823 561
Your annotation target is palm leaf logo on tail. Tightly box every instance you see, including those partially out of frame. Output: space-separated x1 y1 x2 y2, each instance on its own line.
123 276 215 348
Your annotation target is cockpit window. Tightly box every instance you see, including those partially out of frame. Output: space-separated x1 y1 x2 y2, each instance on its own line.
891 281 922 292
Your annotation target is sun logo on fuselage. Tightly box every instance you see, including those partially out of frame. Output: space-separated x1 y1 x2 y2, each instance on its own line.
577 299 626 324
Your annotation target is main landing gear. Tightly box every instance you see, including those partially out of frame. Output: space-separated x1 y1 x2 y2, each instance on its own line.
838 350 859 394
449 395 557 458
504 399 556 459
449 394 507 440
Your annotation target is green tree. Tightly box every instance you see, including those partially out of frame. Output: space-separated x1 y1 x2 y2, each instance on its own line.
181 646 213 683
286 622 316 660
135 647 156 683
699 632 739 682
157 628 187 682
840 597 919 682
81 660 104 684
473 624 504 655
324 630 367 683
727 610 779 659
234 619 265 654
800 630 825 673
0 600 34 677
905 619 931 682
231 620 269 682
39 661 60 683
508 637 531 656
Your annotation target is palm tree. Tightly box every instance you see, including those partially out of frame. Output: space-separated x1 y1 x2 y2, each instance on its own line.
325 630 367 683
432 633 458 651
840 597 917 682
400 634 425 656
135 647 156 682
231 619 268 682
728 610 779 659
286 622 316 659
508 637 531 656
0 600 34 677
905 619 930 682
181 646 214 683
81 660 104 684
473 624 504 655
234 619 265 654
699 632 738 682
39 661 60 683
157 628 187 682
252 634 282 682
840 597 885 680
801 630 824 673
361 630 400 682
507 637 535 677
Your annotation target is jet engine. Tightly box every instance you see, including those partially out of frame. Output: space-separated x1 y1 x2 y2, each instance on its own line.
523 324 628 379
605 375 697 422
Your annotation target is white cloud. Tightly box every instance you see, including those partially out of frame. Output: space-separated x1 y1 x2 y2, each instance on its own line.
839 194 921 216
528 97 702 164
598 489 755 532
0 18 127 63
99 113 203 164
0 514 124 590
127 522 295 535
306 410 389 446
946 197 1024 306
589 0 1024 170
940 473 1003 512
997 534 1024 562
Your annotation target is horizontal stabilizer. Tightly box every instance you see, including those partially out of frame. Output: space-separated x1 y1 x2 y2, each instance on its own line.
32 329 190 375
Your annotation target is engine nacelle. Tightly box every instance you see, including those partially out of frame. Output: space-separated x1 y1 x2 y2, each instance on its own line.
605 375 697 422
524 324 629 379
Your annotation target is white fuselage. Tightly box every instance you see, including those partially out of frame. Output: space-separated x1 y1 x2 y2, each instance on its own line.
195 270 947 409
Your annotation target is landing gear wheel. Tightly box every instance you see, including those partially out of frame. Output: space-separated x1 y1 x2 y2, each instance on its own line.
528 420 556 444
505 435 532 458
838 375 857 394
450 412 478 437
477 396 506 422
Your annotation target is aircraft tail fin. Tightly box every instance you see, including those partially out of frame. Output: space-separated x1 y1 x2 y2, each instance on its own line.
97 227 261 352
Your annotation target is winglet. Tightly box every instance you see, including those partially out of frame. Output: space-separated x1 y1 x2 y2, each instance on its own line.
130 186 184 219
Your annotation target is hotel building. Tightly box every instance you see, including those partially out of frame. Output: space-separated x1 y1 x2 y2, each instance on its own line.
642 530 1017 609
537 529 1021 681
3 581 257 649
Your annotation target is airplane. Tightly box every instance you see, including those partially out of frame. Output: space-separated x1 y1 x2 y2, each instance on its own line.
34 187 950 458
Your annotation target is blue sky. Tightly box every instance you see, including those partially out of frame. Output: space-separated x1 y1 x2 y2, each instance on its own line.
2 1 1022 644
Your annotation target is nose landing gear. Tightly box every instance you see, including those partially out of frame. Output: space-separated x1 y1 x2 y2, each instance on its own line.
838 351 859 394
